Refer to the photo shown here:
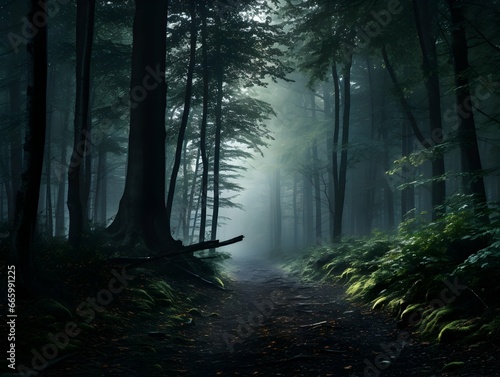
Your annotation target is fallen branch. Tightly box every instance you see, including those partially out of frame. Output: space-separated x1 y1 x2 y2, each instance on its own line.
299 320 327 328
108 235 244 268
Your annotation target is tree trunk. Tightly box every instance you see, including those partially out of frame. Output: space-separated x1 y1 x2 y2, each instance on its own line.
303 150 314 246
447 0 488 221
10 0 48 294
333 56 353 242
365 57 377 234
199 0 210 242
293 173 299 249
210 14 224 248
401 121 415 220
68 0 96 245
93 144 107 226
412 0 446 220
310 93 322 244
166 0 197 239
45 108 53 237
9 80 22 222
323 83 334 240
107 0 180 253
186 148 200 241
331 63 340 242
55 110 69 237
273 168 282 254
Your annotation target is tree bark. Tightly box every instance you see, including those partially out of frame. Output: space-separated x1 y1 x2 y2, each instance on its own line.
322 83 334 240
68 0 96 245
10 0 48 294
412 0 446 220
55 110 69 237
447 0 488 221
9 80 22 222
199 0 210 242
310 93 322 244
333 56 352 242
107 0 180 253
166 0 197 238
210 14 224 248
331 63 340 242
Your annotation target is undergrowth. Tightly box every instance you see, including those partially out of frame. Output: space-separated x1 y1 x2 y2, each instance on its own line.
0 230 230 374
285 194 500 347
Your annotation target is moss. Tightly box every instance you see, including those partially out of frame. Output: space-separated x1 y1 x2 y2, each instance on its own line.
420 307 456 336
465 316 500 343
438 319 480 343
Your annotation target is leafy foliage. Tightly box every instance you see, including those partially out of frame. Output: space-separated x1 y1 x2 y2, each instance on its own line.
286 196 500 345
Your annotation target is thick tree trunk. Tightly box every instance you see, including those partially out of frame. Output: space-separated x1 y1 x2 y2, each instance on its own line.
412 0 446 220
108 0 180 253
447 0 488 221
10 0 48 294
68 0 96 245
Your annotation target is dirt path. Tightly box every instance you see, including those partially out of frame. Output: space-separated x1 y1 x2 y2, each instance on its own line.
45 256 498 376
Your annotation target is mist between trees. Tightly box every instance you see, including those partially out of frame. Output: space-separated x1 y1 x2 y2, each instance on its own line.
1 0 499 289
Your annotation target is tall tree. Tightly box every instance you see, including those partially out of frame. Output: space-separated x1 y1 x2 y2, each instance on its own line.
67 0 96 245
10 0 48 294
332 54 353 241
412 0 446 220
446 0 488 220
198 0 210 242
166 0 197 233
107 0 182 252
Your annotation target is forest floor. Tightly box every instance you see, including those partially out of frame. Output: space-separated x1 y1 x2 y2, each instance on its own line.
39 255 499 377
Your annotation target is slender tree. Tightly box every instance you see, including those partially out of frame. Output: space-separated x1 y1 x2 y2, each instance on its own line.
67 0 96 245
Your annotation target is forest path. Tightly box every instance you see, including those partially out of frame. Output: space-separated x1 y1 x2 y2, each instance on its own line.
158 256 493 377
47 256 496 376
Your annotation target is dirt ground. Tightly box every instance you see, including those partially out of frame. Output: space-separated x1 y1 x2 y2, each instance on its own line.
39 256 500 377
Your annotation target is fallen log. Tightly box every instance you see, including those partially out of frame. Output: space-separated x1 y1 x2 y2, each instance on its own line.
108 235 244 268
